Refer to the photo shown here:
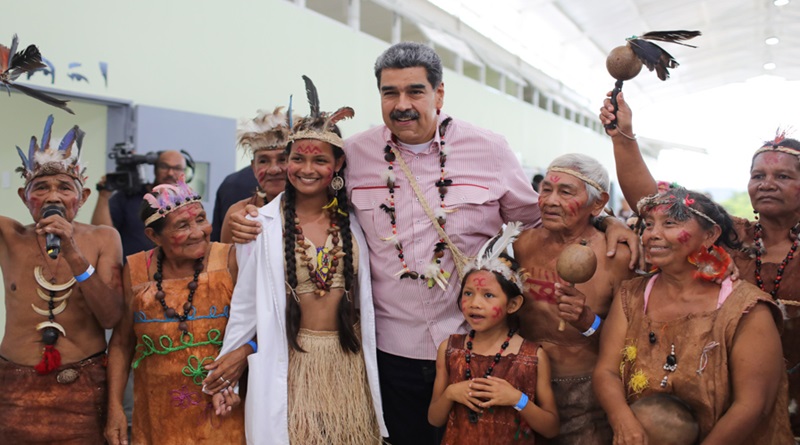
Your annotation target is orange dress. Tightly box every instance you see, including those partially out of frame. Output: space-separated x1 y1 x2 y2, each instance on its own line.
128 243 245 445
441 334 540 445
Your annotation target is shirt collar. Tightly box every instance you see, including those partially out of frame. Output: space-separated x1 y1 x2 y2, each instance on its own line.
382 112 451 154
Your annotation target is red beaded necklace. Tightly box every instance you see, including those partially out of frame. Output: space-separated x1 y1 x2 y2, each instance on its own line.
464 328 516 423
753 221 800 299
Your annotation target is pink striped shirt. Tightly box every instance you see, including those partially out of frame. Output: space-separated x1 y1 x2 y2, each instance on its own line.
344 113 541 360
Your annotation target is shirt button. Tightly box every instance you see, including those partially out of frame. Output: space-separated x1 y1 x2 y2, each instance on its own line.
415 156 419 160
416 176 420 180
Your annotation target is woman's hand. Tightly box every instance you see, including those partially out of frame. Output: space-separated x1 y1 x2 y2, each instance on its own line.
212 386 241 416
444 380 485 414
611 415 648 445
469 376 522 409
104 404 129 445
554 283 594 331
202 344 251 394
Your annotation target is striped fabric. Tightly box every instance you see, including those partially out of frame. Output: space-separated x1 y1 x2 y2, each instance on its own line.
344 113 541 360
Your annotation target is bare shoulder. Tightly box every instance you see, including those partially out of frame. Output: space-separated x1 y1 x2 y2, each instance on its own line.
0 214 26 237
514 227 545 254
75 221 121 242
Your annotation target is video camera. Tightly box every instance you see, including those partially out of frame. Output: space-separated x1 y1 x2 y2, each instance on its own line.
103 143 195 195
104 143 159 195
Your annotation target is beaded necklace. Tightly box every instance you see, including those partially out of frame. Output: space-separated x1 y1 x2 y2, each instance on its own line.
293 208 342 297
753 221 800 299
382 117 453 287
154 248 204 334
464 328 516 423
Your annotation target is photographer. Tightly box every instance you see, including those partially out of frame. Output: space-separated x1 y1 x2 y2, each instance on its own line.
91 150 186 258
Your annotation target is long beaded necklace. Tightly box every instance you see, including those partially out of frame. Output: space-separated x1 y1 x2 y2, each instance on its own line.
464 328 516 423
753 221 800 299
154 248 204 334
294 208 342 297
382 117 453 286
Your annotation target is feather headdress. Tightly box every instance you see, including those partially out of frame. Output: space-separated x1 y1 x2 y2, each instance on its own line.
15 114 86 186
463 222 526 292
236 106 293 155
753 127 800 159
290 75 354 148
143 181 202 227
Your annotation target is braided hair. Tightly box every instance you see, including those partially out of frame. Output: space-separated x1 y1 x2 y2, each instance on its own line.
282 128 360 353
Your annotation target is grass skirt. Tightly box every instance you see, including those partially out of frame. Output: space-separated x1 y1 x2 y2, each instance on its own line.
288 327 381 445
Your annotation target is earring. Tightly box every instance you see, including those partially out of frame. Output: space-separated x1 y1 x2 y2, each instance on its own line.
687 245 731 282
330 172 344 191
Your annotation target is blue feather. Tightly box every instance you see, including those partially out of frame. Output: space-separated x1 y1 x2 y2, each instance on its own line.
287 95 293 129
16 146 29 170
28 135 36 164
41 115 54 150
58 127 77 152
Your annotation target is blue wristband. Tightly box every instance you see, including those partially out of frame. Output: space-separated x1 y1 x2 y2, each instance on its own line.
581 314 602 337
75 265 95 283
514 393 529 411
246 339 258 354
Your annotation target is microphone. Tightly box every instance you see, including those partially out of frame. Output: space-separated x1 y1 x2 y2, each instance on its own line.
42 205 64 259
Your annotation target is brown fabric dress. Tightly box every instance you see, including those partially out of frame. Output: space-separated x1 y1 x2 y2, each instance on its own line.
0 353 107 444
441 334 539 445
128 243 245 445
732 217 800 436
618 276 793 444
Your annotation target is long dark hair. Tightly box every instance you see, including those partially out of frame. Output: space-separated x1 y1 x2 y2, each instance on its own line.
282 131 360 353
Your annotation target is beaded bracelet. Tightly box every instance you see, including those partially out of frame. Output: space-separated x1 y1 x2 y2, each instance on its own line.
75 265 95 283
581 314 602 337
246 339 258 354
514 393 529 411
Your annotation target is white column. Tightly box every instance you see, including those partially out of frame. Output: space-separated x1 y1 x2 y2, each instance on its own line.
454 55 464 75
294 0 306 7
347 0 360 31
392 13 401 43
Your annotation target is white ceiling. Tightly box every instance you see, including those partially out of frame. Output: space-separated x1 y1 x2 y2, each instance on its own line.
431 0 800 104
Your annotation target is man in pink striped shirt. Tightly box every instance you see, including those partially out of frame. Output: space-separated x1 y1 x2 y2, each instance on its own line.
344 41 541 444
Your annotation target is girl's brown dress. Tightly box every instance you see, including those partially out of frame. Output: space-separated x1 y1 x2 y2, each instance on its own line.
441 334 540 445
128 243 245 445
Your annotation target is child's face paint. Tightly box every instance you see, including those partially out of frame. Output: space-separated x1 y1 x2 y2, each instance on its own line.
460 270 514 333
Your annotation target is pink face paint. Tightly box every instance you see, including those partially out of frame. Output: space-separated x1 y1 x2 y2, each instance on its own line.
677 230 692 244
491 306 502 319
549 175 561 183
567 201 579 217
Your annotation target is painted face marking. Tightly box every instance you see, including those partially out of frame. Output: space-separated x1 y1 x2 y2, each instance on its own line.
294 143 322 155
567 201 579 217
491 306 502 319
472 276 487 288
677 230 692 244
549 175 561 184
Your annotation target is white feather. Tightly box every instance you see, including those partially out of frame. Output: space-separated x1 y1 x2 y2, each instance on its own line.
380 169 396 184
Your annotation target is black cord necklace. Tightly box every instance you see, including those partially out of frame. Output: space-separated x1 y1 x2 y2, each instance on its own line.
464 328 516 423
154 248 204 334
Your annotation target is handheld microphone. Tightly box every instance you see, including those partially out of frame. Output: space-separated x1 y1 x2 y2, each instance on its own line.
42 205 64 259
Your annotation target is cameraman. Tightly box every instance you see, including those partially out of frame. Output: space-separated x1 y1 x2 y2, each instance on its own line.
91 150 186 258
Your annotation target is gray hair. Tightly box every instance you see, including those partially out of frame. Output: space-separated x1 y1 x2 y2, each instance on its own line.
547 153 609 205
374 42 443 89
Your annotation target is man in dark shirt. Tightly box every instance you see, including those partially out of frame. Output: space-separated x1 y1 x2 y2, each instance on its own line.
210 166 258 242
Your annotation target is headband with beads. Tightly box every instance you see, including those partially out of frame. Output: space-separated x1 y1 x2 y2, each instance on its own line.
636 189 717 227
462 222 527 293
15 115 86 187
143 181 202 227
753 128 799 158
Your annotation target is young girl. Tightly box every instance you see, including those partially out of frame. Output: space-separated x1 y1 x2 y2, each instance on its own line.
429 223 559 444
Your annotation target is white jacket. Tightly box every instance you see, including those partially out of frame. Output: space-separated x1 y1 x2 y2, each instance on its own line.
217 193 387 444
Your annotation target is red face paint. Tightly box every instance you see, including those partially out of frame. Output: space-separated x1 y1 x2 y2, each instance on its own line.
549 175 561 183
471 276 488 288
567 201 579 217
677 230 692 244
491 306 502 319
294 143 322 155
